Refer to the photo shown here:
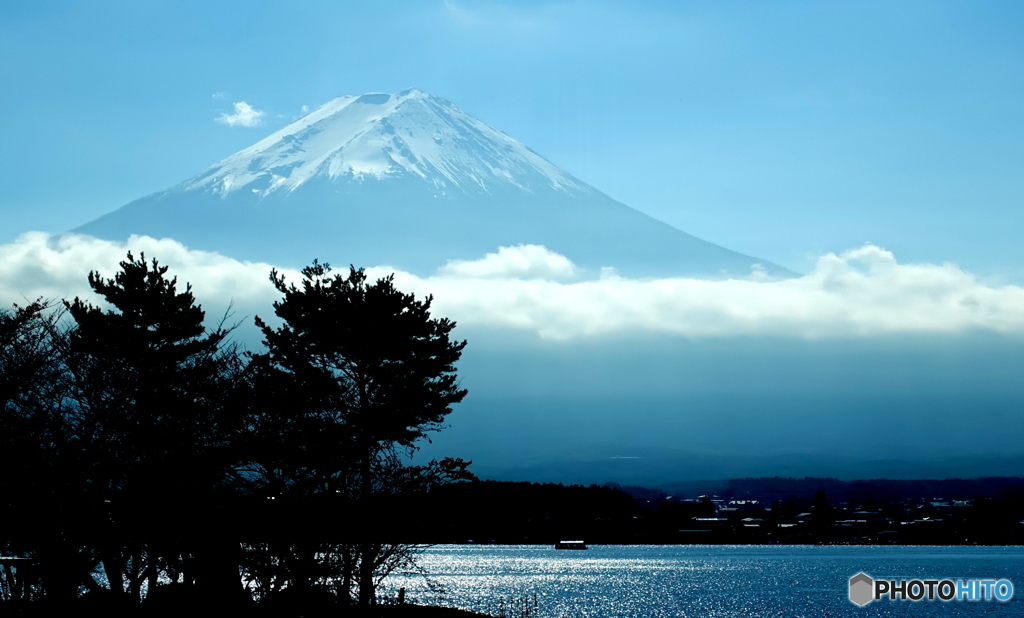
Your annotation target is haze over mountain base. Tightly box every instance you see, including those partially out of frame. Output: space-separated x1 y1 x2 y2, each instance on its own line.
78 180 784 279
421 331 1024 485
75 89 791 279
3 231 1024 485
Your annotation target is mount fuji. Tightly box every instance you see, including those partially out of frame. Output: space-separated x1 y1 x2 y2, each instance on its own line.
77 89 792 278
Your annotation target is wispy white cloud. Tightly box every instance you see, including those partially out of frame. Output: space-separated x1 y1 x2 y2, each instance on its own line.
3 234 1024 341
216 101 265 127
442 0 558 37
212 92 226 100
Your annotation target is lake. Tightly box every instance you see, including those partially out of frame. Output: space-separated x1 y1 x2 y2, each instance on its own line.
391 545 1024 617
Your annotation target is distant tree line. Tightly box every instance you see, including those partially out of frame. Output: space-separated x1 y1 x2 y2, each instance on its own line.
366 478 1024 546
0 254 472 612
692 476 1024 504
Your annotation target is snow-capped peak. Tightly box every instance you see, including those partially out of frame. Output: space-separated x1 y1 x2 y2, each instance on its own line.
185 89 589 199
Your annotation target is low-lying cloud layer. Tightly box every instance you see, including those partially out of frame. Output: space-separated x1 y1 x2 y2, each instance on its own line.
0 232 290 315
3 233 1023 341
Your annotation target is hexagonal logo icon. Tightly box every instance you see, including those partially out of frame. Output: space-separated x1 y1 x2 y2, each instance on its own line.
849 572 874 607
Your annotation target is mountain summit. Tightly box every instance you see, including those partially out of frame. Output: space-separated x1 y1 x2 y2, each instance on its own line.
187 89 589 200
78 89 791 278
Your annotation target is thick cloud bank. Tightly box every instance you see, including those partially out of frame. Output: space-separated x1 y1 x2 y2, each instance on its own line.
3 233 1024 340
0 232 293 313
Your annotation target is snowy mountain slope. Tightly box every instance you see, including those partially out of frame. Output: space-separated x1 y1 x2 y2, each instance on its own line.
77 89 793 279
185 89 589 199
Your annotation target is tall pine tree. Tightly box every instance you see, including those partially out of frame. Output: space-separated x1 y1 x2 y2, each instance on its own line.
65 253 242 602
250 261 467 604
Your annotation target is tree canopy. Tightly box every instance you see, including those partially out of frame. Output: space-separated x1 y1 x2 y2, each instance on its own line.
254 261 466 450
0 255 473 609
64 253 239 497
249 262 469 604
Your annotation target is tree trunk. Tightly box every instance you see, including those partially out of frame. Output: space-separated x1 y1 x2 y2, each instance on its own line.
339 545 354 603
145 546 158 600
193 538 242 606
357 543 375 605
37 538 82 605
291 541 312 596
128 543 142 602
357 451 376 605
3 562 19 601
102 550 128 599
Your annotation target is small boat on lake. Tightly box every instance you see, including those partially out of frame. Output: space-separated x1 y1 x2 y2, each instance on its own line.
555 540 587 550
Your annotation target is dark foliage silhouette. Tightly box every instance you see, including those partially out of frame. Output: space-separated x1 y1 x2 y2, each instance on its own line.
243 261 469 605
0 256 479 613
0 299 90 605
62 253 245 603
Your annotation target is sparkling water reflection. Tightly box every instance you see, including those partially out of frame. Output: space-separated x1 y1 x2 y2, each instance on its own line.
391 545 1024 617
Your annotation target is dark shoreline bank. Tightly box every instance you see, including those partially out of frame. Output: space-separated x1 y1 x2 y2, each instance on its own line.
0 600 491 618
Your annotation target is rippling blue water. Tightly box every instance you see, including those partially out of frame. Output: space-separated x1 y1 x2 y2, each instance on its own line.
390 545 1024 617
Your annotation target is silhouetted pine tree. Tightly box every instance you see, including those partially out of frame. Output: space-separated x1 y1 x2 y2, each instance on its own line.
247 261 468 604
64 253 243 603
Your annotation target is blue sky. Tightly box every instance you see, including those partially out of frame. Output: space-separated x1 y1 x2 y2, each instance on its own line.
4 1 1024 481
2 0 1023 276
